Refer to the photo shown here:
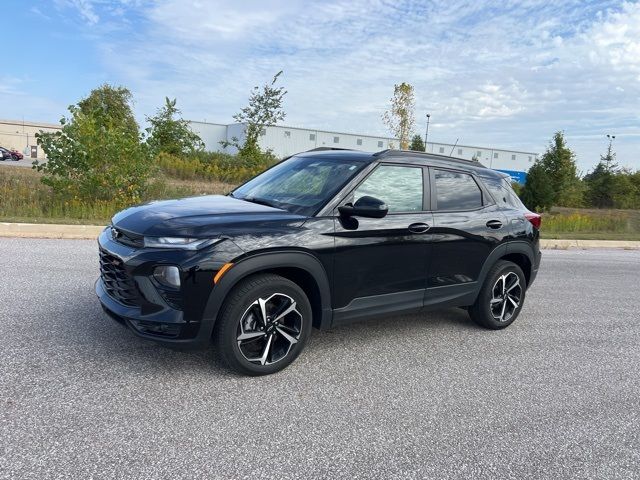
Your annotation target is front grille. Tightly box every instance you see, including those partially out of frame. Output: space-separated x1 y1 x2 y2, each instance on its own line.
99 249 140 306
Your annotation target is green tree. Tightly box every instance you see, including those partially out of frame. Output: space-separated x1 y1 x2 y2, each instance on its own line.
521 131 581 209
584 139 619 208
541 131 580 206
520 161 555 211
146 97 204 156
77 84 139 133
225 71 287 156
409 134 425 151
382 82 415 150
35 85 153 205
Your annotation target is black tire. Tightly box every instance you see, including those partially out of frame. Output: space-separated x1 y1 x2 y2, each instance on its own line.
468 260 526 329
214 273 312 376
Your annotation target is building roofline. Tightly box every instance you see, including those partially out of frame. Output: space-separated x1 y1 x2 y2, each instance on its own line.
195 120 398 141
0 119 61 130
428 141 537 156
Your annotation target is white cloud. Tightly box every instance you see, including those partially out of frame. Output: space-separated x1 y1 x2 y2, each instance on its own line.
37 0 640 169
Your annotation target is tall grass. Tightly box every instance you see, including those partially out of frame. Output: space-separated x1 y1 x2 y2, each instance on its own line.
156 151 277 184
0 166 234 224
543 212 629 233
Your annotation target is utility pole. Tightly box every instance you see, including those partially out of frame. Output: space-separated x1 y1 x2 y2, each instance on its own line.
424 113 431 152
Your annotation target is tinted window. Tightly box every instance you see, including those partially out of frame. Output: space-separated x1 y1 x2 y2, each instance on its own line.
435 170 482 210
233 156 367 216
482 177 524 209
354 165 423 213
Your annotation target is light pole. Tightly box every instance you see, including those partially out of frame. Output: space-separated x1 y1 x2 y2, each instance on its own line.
424 113 431 152
605 134 616 171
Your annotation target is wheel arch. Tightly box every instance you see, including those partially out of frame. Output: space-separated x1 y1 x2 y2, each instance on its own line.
476 241 535 295
201 251 333 338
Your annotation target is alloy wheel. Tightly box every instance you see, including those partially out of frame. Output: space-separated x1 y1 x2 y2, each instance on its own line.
490 272 522 322
236 293 303 365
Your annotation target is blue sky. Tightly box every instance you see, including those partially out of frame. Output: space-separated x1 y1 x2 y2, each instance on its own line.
2 0 639 171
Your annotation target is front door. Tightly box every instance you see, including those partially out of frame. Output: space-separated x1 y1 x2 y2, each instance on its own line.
331 163 433 322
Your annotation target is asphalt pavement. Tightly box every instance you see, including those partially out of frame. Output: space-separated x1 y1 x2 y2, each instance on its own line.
0 158 41 168
1 238 639 479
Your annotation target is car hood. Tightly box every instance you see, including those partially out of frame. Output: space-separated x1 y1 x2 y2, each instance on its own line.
112 195 307 237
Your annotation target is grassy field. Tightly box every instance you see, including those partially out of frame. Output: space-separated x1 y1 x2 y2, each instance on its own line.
0 166 234 225
2 165 640 240
542 207 640 241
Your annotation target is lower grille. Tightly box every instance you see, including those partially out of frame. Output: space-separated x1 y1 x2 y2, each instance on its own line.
99 249 139 306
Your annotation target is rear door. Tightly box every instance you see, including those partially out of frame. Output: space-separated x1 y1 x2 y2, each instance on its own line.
332 163 433 321
426 168 507 306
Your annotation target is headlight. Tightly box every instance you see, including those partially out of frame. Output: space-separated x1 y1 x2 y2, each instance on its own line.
154 266 181 288
143 237 219 250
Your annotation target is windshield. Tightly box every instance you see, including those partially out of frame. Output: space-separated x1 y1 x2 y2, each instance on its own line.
231 155 368 216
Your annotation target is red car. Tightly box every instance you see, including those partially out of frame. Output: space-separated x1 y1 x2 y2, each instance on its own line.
0 147 22 160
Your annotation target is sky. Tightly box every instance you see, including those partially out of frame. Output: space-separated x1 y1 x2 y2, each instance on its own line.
1 0 639 171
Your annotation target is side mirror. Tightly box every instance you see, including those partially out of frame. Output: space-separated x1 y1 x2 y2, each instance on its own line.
339 195 389 219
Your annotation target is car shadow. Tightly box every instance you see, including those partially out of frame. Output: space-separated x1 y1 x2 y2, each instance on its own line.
69 299 478 377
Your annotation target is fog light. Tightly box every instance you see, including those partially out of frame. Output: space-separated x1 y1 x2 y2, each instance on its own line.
154 266 181 288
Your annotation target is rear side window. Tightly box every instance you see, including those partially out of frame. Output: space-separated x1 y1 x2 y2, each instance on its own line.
434 170 483 210
354 165 423 212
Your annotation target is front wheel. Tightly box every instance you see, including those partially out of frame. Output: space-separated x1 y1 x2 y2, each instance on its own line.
214 273 312 376
468 260 526 329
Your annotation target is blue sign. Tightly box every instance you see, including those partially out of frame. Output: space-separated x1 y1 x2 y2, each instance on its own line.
495 169 527 184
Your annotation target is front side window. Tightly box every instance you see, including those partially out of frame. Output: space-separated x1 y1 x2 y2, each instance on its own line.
233 156 367 216
434 170 483 210
353 165 423 213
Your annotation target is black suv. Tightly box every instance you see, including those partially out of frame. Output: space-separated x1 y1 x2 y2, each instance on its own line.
96 148 541 375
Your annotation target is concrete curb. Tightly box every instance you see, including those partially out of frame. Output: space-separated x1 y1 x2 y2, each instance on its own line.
1 223 639 249
0 222 104 239
539 239 640 250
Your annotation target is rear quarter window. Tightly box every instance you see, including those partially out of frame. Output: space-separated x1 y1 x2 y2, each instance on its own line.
483 177 524 209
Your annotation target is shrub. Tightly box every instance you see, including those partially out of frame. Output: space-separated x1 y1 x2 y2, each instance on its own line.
35 85 154 208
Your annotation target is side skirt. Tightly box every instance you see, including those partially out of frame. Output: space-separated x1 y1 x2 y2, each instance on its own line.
331 289 424 326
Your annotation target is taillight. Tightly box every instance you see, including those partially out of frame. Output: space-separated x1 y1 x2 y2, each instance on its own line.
524 212 542 229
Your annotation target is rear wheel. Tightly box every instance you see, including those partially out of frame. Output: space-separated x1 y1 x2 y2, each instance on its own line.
214 273 312 376
468 260 526 329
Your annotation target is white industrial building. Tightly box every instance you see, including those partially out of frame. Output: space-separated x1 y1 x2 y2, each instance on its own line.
188 121 396 158
189 120 537 183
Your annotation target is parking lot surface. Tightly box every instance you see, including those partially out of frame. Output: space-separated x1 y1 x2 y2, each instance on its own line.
0 158 42 168
1 238 639 479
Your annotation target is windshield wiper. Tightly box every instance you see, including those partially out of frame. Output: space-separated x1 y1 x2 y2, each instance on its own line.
242 196 280 209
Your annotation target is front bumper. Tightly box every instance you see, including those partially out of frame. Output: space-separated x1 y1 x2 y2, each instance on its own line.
94 228 222 348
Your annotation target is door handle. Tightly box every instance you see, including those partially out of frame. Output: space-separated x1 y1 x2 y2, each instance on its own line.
408 222 430 234
486 220 503 229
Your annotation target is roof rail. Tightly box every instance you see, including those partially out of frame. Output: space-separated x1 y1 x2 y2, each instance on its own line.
373 148 487 168
305 147 356 152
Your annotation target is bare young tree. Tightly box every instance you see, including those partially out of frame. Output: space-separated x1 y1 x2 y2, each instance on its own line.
382 82 415 150
227 71 287 156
